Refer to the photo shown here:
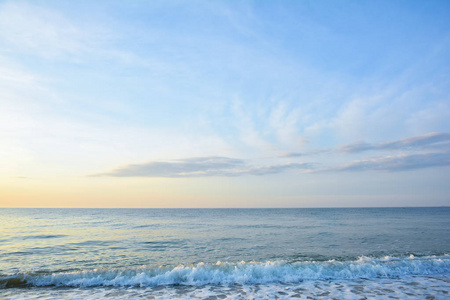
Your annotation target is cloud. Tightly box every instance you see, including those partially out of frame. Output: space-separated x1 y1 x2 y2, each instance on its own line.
378 132 450 150
281 132 450 157
230 99 273 151
327 152 450 172
268 101 304 147
339 132 450 153
243 162 311 176
281 132 450 173
95 156 312 178
280 148 331 158
281 152 304 158
0 2 87 58
338 142 374 153
0 1 120 63
91 134 450 178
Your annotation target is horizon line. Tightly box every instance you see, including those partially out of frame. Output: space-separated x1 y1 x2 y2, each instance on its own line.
1 206 449 209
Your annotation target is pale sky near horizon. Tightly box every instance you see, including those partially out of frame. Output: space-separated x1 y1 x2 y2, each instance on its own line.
1 0 450 208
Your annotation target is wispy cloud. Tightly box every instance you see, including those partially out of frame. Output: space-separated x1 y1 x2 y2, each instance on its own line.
0 1 132 65
0 2 95 59
95 156 312 178
281 132 450 157
327 152 450 172
230 99 273 151
280 148 331 158
268 101 304 147
339 132 450 153
243 162 311 176
281 132 450 173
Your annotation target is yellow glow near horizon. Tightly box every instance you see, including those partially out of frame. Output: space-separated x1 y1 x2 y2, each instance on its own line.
2 174 448 208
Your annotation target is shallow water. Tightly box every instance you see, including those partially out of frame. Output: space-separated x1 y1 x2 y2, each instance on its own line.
2 276 449 299
1 208 449 299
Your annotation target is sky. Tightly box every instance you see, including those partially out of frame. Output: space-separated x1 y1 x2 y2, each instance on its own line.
1 0 450 208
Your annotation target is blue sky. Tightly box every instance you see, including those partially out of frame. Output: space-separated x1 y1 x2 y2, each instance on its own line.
1 0 449 207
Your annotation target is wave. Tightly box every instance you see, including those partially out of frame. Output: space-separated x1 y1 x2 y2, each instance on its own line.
1 255 449 288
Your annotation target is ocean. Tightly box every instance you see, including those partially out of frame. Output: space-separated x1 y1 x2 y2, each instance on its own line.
0 207 449 299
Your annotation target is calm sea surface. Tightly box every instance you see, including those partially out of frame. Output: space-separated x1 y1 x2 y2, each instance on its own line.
1 207 449 299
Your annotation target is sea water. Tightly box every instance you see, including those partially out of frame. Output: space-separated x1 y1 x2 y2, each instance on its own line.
0 207 449 299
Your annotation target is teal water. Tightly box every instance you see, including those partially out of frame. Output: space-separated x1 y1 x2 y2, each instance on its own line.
0 208 449 298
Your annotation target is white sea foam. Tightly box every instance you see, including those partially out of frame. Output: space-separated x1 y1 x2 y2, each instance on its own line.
2 255 449 288
2 275 449 299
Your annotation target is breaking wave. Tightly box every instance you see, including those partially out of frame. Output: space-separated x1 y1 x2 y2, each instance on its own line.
1 255 449 288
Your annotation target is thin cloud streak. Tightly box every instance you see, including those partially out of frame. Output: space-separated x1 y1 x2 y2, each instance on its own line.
281 132 450 157
96 133 450 178
339 132 450 153
324 152 450 173
281 148 331 158
95 157 312 178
